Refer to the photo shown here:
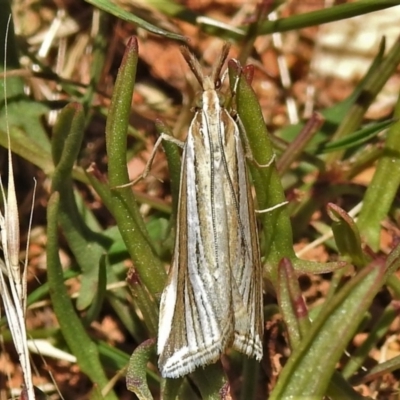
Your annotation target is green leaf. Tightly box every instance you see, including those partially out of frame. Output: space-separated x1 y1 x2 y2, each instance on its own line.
104 36 166 298
126 339 157 400
256 0 399 35
46 193 117 400
83 255 108 324
357 97 400 250
277 258 310 349
0 124 53 174
328 203 369 268
317 119 394 153
230 60 344 282
270 261 385 399
85 0 187 42
191 364 229 400
126 269 158 337
52 103 111 310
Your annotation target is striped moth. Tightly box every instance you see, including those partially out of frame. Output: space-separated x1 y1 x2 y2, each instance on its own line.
156 44 264 378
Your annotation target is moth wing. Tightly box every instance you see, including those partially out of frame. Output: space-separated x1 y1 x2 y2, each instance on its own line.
223 112 264 360
157 117 234 378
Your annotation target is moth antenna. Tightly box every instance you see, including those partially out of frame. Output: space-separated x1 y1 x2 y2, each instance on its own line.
180 46 205 88
210 42 230 85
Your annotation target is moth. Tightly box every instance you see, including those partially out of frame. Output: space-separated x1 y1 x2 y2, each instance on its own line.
157 44 264 379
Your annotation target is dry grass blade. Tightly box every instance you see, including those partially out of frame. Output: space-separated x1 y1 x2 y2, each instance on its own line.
0 15 35 400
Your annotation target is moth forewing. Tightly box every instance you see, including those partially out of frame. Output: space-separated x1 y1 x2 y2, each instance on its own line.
157 111 234 378
157 44 263 379
222 108 263 359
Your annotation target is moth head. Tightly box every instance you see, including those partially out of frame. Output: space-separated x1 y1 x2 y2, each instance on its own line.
193 87 226 110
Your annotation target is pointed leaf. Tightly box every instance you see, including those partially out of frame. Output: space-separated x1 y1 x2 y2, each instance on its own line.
126 339 157 400
271 261 385 398
328 203 369 268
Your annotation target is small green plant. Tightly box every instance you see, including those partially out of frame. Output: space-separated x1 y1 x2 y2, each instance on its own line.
1 1 400 399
